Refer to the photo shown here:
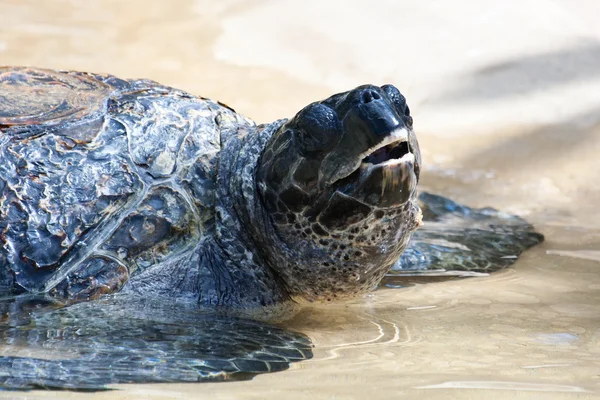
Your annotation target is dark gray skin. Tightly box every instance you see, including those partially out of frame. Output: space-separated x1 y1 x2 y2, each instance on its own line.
253 85 421 302
104 84 423 307
0 67 421 310
0 68 544 390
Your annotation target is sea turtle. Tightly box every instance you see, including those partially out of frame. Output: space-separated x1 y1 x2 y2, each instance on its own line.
0 67 543 390
0 66 425 307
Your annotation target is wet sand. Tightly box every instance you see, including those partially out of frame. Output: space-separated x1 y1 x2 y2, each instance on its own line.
1 0 599 398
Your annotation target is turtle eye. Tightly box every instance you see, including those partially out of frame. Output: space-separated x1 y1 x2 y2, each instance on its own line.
382 84 412 128
293 103 342 157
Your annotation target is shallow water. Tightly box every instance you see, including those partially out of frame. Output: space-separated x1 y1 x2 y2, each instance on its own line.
1 0 600 398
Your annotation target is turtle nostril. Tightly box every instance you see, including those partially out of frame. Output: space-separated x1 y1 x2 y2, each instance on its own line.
361 89 381 104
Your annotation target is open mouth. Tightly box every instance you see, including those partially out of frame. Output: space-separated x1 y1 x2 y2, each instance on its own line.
332 136 417 208
362 140 410 166
354 127 415 171
320 128 417 189
341 130 418 207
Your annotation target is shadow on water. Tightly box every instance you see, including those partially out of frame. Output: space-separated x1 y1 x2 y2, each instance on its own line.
420 42 600 223
461 105 600 172
420 103 600 229
421 43 600 222
431 40 600 103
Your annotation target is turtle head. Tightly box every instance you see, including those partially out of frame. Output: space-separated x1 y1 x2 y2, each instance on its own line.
257 84 422 302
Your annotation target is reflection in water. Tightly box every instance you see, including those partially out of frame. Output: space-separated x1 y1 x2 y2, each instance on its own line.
0 296 312 390
311 318 408 362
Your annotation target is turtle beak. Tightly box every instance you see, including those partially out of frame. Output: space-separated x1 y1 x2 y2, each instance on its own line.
348 88 404 137
318 86 407 187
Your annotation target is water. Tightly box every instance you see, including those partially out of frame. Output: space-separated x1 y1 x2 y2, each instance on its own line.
1 0 599 398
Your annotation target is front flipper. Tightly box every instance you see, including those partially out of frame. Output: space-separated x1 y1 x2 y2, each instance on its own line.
389 192 544 277
0 296 312 391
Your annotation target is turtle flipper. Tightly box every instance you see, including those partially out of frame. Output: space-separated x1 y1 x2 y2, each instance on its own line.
0 296 312 391
390 192 544 276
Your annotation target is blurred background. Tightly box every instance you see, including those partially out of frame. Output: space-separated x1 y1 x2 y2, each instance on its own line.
1 1 599 398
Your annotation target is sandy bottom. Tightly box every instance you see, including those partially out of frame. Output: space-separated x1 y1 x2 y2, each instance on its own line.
1 1 599 398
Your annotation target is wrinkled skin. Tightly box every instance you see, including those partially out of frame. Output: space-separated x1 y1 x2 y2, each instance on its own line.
0 68 422 308
255 85 422 301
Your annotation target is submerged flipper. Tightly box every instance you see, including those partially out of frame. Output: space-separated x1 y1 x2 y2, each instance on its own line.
390 192 544 276
0 296 312 391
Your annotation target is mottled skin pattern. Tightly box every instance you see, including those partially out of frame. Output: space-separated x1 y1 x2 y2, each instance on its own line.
0 67 422 309
254 86 421 302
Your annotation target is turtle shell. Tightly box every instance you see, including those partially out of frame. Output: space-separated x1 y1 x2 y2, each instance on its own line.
0 67 234 298
0 67 111 129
